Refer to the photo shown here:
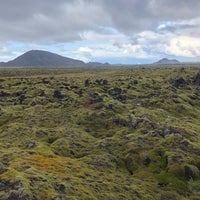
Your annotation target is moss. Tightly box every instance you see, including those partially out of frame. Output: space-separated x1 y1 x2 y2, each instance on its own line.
51 138 70 157
0 66 200 199
159 191 181 200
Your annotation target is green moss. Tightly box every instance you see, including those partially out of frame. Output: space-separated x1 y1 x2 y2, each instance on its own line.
0 66 200 199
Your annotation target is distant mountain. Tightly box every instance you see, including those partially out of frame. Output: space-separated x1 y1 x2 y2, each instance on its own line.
0 62 5 66
0 50 86 67
87 62 110 66
154 58 180 65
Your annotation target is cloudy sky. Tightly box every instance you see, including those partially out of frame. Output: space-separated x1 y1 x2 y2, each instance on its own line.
0 0 200 64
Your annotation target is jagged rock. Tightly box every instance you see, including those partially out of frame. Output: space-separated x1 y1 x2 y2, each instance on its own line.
113 116 146 130
14 91 24 97
84 79 90 87
90 97 103 104
106 104 114 110
132 80 138 85
7 188 30 200
38 90 46 96
102 79 108 85
144 157 151 166
172 77 187 88
116 94 127 103
53 90 64 99
95 79 108 85
158 182 168 188
30 101 36 106
0 163 8 175
26 141 37 149
0 180 10 191
19 94 26 104
77 89 83 97
35 130 48 136
42 78 50 84
54 183 66 193
0 179 28 199
152 126 181 137
113 118 134 129
162 126 180 136
140 130 148 134
192 73 200 85
184 165 199 180
108 87 122 96
0 91 10 97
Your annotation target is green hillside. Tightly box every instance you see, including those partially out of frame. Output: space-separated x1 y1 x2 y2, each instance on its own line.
0 66 200 200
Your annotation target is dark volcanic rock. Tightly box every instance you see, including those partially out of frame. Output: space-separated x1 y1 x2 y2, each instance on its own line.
8 189 30 200
172 77 187 88
0 180 11 191
26 141 37 149
0 91 10 97
144 157 151 166
152 126 181 137
184 165 199 180
0 163 8 175
53 90 64 99
192 73 200 85
108 87 122 96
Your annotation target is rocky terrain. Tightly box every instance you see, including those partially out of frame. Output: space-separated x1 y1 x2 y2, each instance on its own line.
0 66 200 199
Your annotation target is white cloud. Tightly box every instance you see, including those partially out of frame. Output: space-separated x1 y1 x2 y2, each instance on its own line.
165 36 200 57
0 46 9 53
78 47 93 54
74 29 153 62
76 43 150 62
80 29 130 44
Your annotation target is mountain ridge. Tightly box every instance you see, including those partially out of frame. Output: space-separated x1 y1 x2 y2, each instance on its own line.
0 50 109 67
154 58 180 65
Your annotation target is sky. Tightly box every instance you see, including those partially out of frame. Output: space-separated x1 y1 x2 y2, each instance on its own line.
0 0 200 64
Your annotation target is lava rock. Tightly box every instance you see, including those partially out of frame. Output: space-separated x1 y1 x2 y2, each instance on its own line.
192 73 200 85
172 77 187 88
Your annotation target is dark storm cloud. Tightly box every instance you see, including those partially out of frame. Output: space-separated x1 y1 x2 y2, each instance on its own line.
100 0 200 33
0 0 111 42
0 0 200 43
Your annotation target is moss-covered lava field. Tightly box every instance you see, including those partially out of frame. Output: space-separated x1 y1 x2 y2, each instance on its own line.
0 66 200 200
